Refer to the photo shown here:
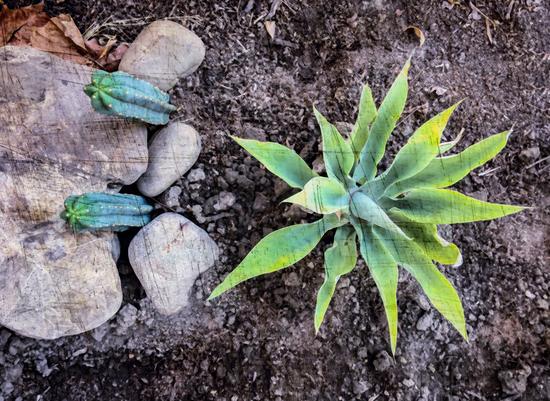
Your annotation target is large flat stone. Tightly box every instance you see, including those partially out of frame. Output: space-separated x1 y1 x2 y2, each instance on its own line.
0 46 149 339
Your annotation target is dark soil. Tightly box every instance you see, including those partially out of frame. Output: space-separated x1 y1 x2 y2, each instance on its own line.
1 0 549 400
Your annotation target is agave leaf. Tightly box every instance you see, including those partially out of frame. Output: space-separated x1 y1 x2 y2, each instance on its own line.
349 84 377 160
209 215 343 299
284 177 350 214
313 107 355 183
378 101 462 191
389 210 462 266
373 226 468 340
231 136 317 189
351 219 399 354
314 226 357 333
438 129 464 154
354 60 410 182
386 188 525 224
350 191 410 239
385 131 510 197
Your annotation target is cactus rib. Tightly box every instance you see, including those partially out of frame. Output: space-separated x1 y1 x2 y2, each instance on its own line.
84 71 176 125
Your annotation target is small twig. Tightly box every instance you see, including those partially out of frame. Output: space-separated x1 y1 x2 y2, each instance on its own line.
478 166 502 177
266 0 283 19
525 155 549 170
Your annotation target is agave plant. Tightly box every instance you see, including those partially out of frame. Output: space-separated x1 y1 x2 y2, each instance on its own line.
208 60 525 353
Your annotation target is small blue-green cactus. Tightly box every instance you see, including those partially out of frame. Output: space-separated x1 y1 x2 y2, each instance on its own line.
61 192 153 232
84 71 177 125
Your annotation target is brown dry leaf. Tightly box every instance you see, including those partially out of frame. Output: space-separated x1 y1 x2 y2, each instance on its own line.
84 37 103 58
264 21 276 40
406 25 426 46
98 36 116 59
3 3 133 70
102 42 128 71
5 4 91 66
50 14 87 52
28 20 91 65
0 2 45 46
85 38 128 71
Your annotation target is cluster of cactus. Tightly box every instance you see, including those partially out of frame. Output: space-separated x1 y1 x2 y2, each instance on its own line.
61 193 153 232
84 71 176 125
208 60 525 353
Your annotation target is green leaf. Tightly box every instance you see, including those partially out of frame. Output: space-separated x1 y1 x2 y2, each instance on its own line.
386 131 511 197
209 215 343 299
350 191 409 239
351 219 399 354
438 129 464 154
314 227 357 333
313 107 355 183
377 102 462 192
389 210 462 266
354 59 410 182
386 188 525 224
232 136 317 189
349 84 377 160
374 226 468 340
284 177 350 214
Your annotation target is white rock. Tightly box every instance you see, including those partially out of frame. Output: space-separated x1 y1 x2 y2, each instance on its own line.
137 122 201 197
128 213 218 315
0 46 149 339
119 20 205 90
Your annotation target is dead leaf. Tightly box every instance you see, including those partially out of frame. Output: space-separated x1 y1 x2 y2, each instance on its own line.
103 42 128 71
98 36 116 59
84 37 103 58
264 20 276 40
50 14 87 52
0 2 44 46
3 3 127 70
28 19 91 65
406 25 426 46
85 38 128 71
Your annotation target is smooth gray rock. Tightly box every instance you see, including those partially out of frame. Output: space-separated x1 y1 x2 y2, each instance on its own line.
119 20 205 90
0 46 148 339
128 213 218 315
137 122 201 197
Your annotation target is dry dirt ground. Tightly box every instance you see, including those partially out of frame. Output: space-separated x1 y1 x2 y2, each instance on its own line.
1 0 549 400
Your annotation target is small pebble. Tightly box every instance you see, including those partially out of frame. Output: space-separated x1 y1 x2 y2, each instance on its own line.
187 168 206 182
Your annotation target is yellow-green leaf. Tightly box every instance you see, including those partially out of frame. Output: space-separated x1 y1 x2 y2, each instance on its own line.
232 136 317 189
209 215 343 299
378 102 462 192
350 191 409 239
389 210 462 266
387 188 525 224
284 177 350 214
349 84 377 160
313 107 355 183
314 227 357 333
374 226 468 340
354 60 410 182
438 129 464 154
386 131 510 197
352 219 399 354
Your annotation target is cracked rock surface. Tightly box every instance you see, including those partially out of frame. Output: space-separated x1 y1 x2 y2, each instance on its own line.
0 46 148 339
